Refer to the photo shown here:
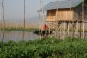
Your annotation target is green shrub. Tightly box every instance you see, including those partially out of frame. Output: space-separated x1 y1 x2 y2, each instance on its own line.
0 37 87 58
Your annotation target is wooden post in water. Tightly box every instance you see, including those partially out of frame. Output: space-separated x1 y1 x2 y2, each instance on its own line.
2 0 5 42
41 0 44 25
75 23 78 37
55 0 58 39
38 0 41 39
39 0 41 24
70 0 74 38
22 0 25 41
67 22 69 36
59 22 61 39
80 21 82 38
75 21 78 38
63 21 65 39
82 0 84 39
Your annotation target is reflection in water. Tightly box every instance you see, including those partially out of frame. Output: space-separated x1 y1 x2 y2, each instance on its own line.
0 31 87 42
0 31 39 42
51 31 87 39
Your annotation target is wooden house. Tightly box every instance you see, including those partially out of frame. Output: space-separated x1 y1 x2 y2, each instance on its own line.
41 0 87 38
43 0 87 22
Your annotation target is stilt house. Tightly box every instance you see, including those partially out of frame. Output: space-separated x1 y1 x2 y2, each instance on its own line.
41 0 87 38
43 0 87 22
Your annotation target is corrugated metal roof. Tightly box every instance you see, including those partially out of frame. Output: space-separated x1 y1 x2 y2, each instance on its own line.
43 0 84 10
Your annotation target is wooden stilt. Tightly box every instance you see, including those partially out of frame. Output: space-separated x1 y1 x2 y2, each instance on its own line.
55 21 58 39
61 21 65 39
80 21 84 39
63 21 65 39
62 21 64 39
75 21 78 38
80 22 82 38
82 0 84 39
55 0 58 39
67 22 69 36
72 21 74 37
76 21 78 37
59 22 61 39
82 21 84 39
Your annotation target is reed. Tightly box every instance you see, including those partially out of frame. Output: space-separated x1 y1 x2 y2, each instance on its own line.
0 20 87 32
0 21 40 31
0 27 39 31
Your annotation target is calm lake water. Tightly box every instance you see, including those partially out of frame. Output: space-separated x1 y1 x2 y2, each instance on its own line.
0 31 39 42
0 31 87 42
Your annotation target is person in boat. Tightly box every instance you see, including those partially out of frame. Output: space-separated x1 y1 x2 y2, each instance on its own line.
33 24 52 37
41 24 49 38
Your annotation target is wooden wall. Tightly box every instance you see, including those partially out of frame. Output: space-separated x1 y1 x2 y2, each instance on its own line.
74 1 87 21
46 9 74 22
46 10 56 21
74 3 82 21
84 1 87 21
56 9 73 21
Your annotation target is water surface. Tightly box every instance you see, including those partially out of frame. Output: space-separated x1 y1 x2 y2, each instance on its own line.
0 31 87 42
0 31 39 42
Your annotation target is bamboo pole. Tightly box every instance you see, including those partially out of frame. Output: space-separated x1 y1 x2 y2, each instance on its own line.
0 2 1 21
67 22 69 36
59 22 61 39
2 0 5 42
73 22 76 37
82 0 84 39
39 0 41 24
41 0 44 25
39 0 41 39
80 22 81 38
70 0 74 38
22 0 25 41
55 0 58 39
74 21 78 38
63 21 65 39
76 21 78 38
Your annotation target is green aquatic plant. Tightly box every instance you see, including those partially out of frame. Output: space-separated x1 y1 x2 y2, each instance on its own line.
0 37 87 58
